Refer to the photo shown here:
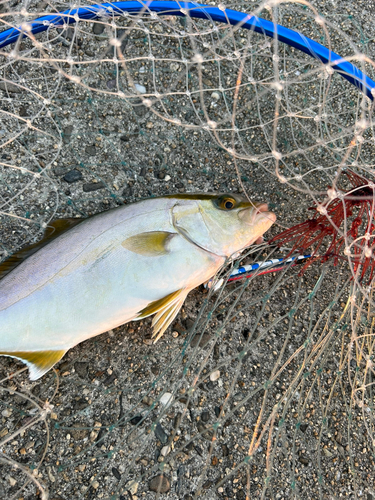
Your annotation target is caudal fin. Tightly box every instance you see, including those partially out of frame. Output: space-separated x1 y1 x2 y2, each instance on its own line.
0 350 66 380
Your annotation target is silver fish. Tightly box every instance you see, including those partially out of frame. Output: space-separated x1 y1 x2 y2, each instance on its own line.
0 193 276 380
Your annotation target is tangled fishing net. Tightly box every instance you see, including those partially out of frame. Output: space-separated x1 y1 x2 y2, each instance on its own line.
1 0 375 498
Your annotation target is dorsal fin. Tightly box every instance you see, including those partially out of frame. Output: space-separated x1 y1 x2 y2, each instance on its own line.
0 218 84 281
0 350 67 380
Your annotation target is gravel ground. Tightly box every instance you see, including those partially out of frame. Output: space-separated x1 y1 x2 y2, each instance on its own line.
1 0 375 499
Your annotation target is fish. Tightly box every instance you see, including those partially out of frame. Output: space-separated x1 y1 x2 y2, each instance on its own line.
0 193 276 380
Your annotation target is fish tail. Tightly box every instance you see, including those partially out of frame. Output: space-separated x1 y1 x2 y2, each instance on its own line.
0 350 66 380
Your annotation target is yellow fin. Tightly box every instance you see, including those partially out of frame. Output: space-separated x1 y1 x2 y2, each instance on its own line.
121 231 175 257
137 289 183 318
151 292 188 342
0 218 84 281
0 350 66 381
137 288 189 342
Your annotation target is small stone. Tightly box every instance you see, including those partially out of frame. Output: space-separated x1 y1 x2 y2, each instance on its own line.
164 175 171 182
107 79 116 89
62 125 74 144
83 181 105 192
92 22 105 35
211 91 220 100
142 396 154 406
298 455 309 465
112 467 121 480
74 361 89 378
146 121 154 129
63 169 82 183
70 423 89 440
190 333 211 348
201 410 210 422
210 370 220 382
8 476 16 486
221 444 229 456
173 322 186 334
139 167 147 176
92 481 99 489
125 480 139 495
299 423 308 433
157 170 166 180
154 423 168 444
130 415 143 425
160 392 173 406
85 145 96 156
19 106 28 117
149 475 170 493
214 406 221 418
135 83 146 94
161 445 170 456
0 82 21 93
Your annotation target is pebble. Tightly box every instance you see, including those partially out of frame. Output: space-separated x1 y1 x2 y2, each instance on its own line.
130 415 143 425
135 83 146 94
62 125 73 144
83 181 105 192
74 361 89 378
8 476 16 486
161 445 170 456
160 392 173 406
211 91 220 100
85 145 96 156
125 480 139 495
201 410 210 422
92 22 105 35
142 396 154 406
164 175 171 182
107 79 116 89
154 423 168 444
19 106 28 117
190 333 211 348
210 370 220 382
63 169 82 183
149 474 170 493
112 467 121 480
0 82 21 93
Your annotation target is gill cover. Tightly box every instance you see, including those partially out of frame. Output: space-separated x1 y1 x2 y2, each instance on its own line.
171 194 257 257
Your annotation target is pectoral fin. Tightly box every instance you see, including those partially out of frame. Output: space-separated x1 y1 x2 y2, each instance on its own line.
121 231 175 257
137 288 190 342
0 350 67 381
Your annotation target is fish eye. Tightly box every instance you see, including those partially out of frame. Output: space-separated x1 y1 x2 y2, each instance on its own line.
216 195 237 211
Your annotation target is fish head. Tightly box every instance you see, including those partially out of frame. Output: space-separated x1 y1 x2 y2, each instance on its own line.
171 193 276 257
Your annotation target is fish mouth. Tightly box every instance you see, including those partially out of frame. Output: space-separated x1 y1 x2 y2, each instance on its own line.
239 203 276 227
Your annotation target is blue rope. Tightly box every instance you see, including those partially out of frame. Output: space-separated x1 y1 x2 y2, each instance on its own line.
0 1 374 99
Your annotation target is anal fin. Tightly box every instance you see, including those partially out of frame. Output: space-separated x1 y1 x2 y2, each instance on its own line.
0 350 66 381
137 288 190 342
